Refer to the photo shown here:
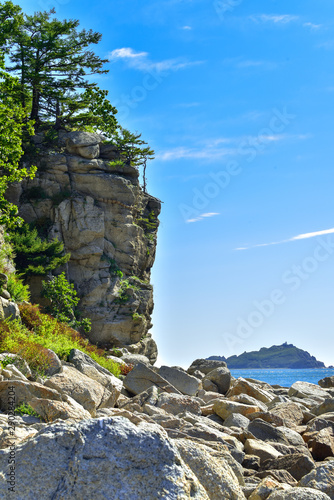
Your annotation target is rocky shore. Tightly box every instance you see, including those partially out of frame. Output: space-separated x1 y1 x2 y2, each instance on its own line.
0 352 333 499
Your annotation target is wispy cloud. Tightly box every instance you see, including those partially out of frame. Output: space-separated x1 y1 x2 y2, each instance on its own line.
303 22 323 31
250 14 299 25
236 227 334 251
181 25 192 30
187 212 220 223
157 133 308 161
108 47 203 73
318 40 334 50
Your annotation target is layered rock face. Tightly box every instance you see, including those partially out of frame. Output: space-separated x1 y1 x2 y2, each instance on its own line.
7 132 161 362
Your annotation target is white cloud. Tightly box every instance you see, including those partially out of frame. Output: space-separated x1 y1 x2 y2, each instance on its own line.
181 25 192 30
236 227 334 251
109 48 148 59
187 213 220 223
303 22 322 31
157 134 308 162
108 47 203 73
250 14 298 24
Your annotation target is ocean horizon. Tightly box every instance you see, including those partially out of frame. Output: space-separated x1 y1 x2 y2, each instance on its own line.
229 368 334 387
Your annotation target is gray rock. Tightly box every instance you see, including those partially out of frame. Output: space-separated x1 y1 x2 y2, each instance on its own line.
175 439 246 499
261 453 315 481
203 366 231 394
121 353 151 366
313 399 334 416
124 362 180 396
0 297 20 320
44 365 117 416
289 381 328 402
299 461 334 498
248 419 306 447
268 489 331 500
0 417 209 499
68 349 122 404
214 400 262 420
159 365 200 396
223 413 250 429
42 348 63 376
187 358 227 376
157 392 201 416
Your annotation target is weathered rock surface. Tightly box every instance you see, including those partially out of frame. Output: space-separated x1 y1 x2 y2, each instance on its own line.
299 461 334 498
159 365 201 396
0 417 210 499
7 131 161 359
261 453 315 481
187 358 227 375
267 488 332 499
124 362 180 395
214 400 262 420
203 366 231 394
175 438 246 499
44 365 117 416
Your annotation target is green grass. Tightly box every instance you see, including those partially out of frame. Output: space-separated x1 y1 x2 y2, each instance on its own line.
14 403 41 419
0 303 121 377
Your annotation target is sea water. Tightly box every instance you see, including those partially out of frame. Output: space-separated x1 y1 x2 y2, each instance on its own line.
229 368 334 387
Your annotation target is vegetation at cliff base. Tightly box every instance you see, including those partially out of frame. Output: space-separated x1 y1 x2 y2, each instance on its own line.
0 303 121 377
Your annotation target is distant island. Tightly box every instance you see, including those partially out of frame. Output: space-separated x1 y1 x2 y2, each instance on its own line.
208 343 326 369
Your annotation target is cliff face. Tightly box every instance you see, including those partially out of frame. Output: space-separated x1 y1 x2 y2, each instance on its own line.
7 131 161 362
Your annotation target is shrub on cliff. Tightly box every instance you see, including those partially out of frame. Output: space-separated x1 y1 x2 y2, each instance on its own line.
9 223 70 276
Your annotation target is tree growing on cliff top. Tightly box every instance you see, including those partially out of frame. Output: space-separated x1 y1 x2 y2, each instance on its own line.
0 1 109 127
0 2 36 227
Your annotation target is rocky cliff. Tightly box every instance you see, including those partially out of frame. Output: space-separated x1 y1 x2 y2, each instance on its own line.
6 131 161 362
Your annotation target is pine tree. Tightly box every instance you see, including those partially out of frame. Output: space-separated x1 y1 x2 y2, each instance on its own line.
1 3 109 127
9 223 70 276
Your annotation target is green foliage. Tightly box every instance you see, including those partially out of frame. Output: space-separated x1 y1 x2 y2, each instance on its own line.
0 68 36 227
14 402 41 418
0 303 121 377
9 223 70 276
6 273 30 302
0 354 14 368
1 4 108 126
42 272 91 332
132 312 145 322
115 279 140 304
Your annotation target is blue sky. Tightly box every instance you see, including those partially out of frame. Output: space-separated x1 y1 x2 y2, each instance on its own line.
16 0 334 367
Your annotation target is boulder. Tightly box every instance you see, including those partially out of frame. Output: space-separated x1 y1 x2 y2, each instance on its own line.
245 439 282 464
248 419 306 447
249 477 282 500
318 376 334 389
228 377 275 404
41 348 63 376
2 364 29 381
202 379 219 392
158 365 200 396
203 367 231 394
299 461 334 499
121 353 151 366
124 362 181 395
213 400 262 420
256 469 297 486
261 453 315 481
313 399 334 416
223 413 250 429
175 439 246 500
309 427 334 461
0 297 20 320
267 488 332 499
68 349 122 404
187 358 227 376
157 393 201 416
0 353 32 378
29 396 91 422
0 380 62 411
289 381 328 402
0 417 209 499
269 401 304 427
44 365 117 416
